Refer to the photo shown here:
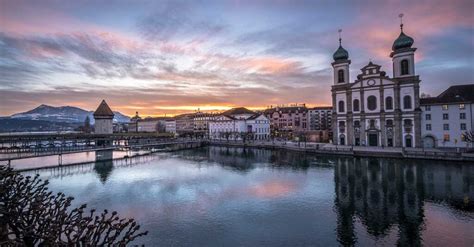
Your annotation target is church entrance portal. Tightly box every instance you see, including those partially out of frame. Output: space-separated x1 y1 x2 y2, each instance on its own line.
368 133 378 147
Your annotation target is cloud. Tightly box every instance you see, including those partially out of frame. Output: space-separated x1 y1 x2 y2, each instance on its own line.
0 0 472 116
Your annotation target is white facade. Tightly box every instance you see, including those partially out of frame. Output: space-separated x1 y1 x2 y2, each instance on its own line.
209 112 270 140
421 102 473 148
330 23 421 148
165 119 177 134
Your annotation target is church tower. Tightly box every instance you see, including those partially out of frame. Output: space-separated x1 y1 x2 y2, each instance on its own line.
332 29 351 84
390 14 416 78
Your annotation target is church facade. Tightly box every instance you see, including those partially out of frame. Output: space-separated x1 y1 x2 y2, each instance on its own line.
331 22 421 147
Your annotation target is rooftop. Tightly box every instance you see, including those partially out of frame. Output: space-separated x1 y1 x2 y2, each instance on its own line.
222 107 255 116
93 100 114 117
420 84 474 105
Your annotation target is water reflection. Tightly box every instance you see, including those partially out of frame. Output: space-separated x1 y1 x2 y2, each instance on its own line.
335 157 473 246
93 161 114 183
22 146 473 246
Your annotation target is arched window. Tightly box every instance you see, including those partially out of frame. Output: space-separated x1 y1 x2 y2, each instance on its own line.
385 97 393 110
338 101 345 113
403 95 412 109
401 60 409 75
367 96 377 111
338 70 345 83
353 99 360 112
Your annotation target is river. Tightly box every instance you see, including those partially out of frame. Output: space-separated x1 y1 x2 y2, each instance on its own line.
19 146 474 246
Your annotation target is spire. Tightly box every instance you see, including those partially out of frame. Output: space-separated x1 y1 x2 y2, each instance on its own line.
399 13 404 32
392 13 414 51
338 29 342 46
333 29 349 61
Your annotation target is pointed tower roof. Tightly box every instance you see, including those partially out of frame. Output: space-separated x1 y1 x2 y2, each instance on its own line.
93 100 114 117
333 29 349 61
392 14 414 51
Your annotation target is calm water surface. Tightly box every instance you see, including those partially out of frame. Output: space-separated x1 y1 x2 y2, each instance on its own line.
23 146 474 246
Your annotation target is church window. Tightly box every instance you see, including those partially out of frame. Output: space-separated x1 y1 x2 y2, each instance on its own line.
353 99 360 112
338 101 345 113
367 96 377 111
385 97 393 110
338 70 345 83
401 60 409 75
370 120 376 128
403 95 412 109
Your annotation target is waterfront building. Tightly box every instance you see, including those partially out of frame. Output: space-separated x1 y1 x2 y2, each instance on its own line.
175 113 195 135
93 100 114 134
306 106 333 143
263 104 309 138
174 111 218 136
193 112 218 137
420 84 474 148
128 112 169 133
128 111 142 132
165 119 177 134
331 21 421 147
308 106 332 131
209 107 270 140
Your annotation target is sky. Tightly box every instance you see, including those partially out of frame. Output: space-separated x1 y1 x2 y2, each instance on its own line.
0 0 473 117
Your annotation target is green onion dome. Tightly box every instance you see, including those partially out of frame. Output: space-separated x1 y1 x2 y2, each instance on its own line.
392 26 414 51
333 44 349 61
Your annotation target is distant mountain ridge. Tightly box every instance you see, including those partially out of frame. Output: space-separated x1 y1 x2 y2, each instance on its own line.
10 104 130 123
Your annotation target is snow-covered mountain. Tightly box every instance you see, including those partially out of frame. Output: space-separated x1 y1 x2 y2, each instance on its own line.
10 104 130 123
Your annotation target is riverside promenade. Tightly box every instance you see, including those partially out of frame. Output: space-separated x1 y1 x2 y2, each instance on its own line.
209 140 474 162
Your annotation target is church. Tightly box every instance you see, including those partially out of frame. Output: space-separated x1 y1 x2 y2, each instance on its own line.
331 18 421 147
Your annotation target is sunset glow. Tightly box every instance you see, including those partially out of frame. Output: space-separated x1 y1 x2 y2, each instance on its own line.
1 0 473 116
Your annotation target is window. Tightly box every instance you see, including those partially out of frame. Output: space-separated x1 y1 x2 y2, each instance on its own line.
425 105 431 111
401 60 409 75
339 121 345 127
354 120 360 127
443 113 449 120
367 96 377 111
460 113 466 119
385 97 393 110
426 124 431 131
404 119 412 126
370 119 376 128
442 105 448 110
443 134 450 142
459 104 465 110
425 114 431 120
403 95 412 109
443 124 449 130
338 70 344 83
461 123 466 130
386 119 393 126
338 101 345 113
353 99 360 112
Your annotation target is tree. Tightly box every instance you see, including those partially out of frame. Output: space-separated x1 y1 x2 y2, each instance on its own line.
462 131 474 148
84 116 91 133
0 166 147 245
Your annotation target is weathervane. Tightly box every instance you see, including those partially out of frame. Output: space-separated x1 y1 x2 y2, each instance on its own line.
338 29 342 45
399 13 404 31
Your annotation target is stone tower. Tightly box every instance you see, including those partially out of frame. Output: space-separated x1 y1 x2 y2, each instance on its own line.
93 100 114 134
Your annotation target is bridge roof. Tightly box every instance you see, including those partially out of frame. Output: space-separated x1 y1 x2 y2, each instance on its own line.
93 100 114 117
